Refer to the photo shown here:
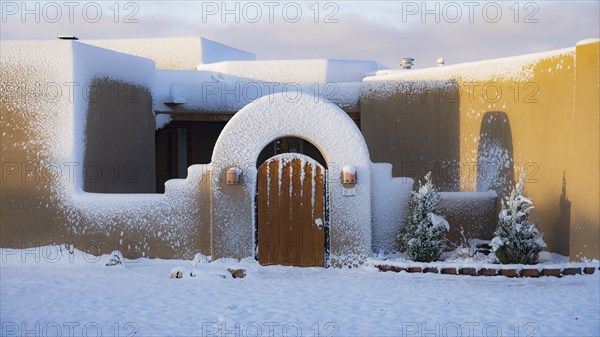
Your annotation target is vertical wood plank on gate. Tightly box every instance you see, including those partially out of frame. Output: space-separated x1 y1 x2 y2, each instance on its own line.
257 163 269 264
290 158 303 265
268 160 281 265
301 162 315 266
257 155 326 267
280 158 291 265
314 165 326 267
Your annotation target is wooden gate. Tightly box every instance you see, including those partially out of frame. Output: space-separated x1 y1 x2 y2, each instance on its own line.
257 154 327 267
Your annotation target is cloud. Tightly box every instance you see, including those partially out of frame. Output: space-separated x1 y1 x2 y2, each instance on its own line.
1 1 598 68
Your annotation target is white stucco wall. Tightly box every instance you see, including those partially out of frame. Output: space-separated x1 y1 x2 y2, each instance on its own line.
197 59 384 83
211 93 372 266
84 37 255 70
370 163 414 254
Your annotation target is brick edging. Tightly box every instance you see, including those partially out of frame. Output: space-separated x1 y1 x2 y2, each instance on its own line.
375 264 599 278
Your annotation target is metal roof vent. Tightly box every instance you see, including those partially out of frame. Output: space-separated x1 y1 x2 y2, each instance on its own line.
401 57 414 69
437 57 445 66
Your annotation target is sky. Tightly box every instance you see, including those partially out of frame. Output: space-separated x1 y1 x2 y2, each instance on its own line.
1 1 598 68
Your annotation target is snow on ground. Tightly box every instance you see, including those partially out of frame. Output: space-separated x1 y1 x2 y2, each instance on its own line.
378 247 570 266
1 246 599 337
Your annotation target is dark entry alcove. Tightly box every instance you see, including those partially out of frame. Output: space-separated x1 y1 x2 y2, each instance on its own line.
257 137 327 168
155 121 227 193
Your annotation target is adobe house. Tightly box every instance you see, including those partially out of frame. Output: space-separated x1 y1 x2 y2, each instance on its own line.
1 37 598 266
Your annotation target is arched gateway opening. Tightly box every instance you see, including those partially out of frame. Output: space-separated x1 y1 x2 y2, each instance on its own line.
210 93 372 267
255 137 329 267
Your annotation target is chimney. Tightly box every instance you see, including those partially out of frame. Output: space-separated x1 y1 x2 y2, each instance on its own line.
401 57 414 69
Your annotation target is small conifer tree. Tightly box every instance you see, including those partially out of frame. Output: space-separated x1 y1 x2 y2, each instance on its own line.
491 169 546 264
400 172 449 262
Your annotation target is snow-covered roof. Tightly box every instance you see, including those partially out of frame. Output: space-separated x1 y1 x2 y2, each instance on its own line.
197 59 387 83
77 37 380 112
83 37 255 70
361 46 576 100
153 69 362 114
576 38 600 46
365 47 575 84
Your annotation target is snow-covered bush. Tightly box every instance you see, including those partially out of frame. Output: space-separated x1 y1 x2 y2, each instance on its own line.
400 172 449 262
491 170 546 264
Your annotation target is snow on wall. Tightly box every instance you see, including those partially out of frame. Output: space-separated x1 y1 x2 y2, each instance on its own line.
326 59 389 82
83 37 202 70
200 37 256 64
438 191 498 242
83 37 255 70
1 40 74 171
210 93 372 266
576 38 600 46
476 136 512 195
2 40 212 258
71 42 156 192
197 59 384 84
153 70 361 113
155 114 172 130
362 47 576 98
66 42 212 256
370 163 414 254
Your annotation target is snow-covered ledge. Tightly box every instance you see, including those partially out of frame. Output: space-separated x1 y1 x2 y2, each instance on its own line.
210 93 372 266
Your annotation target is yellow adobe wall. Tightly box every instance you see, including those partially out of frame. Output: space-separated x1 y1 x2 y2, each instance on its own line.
457 51 576 256
569 41 599 260
362 41 599 259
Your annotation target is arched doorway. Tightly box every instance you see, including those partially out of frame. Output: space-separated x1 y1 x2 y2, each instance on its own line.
256 153 329 267
210 93 372 267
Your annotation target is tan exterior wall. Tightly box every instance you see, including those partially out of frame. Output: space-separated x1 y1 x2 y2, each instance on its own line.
1 41 74 247
84 78 155 193
438 192 498 246
1 41 212 260
362 42 599 259
361 82 461 191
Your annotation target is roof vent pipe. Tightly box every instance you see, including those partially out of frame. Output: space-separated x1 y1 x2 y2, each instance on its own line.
401 58 414 69
437 57 445 66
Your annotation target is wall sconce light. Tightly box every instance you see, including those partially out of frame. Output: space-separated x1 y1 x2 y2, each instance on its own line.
342 165 357 184
226 167 242 184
